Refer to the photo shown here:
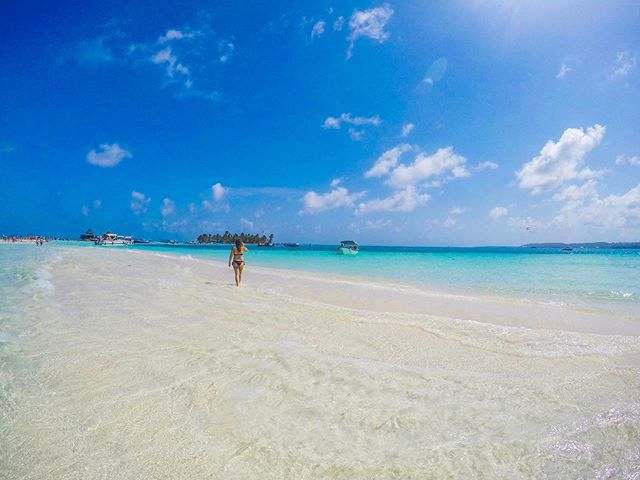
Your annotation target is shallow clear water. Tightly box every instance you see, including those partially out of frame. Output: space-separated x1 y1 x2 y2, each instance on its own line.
125 242 640 311
1 244 639 479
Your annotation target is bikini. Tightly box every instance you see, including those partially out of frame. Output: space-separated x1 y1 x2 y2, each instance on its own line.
232 248 245 266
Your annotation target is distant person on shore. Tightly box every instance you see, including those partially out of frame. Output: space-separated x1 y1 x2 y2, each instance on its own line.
228 240 248 287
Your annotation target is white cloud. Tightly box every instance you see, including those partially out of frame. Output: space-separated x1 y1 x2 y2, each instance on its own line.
475 160 499 171
330 177 343 187
551 180 598 203
616 155 640 166
322 112 381 129
553 183 640 229
386 147 469 188
188 202 197 213
240 217 254 229
158 29 197 44
365 218 392 230
516 124 605 194
86 143 132 167
489 207 508 220
130 191 150 215
311 21 325 38
218 41 235 63
161 198 176 218
347 4 394 58
333 16 345 32
401 123 414 138
612 51 637 77
81 205 89 216
442 218 456 229
151 47 190 78
449 206 466 215
92 199 102 209
348 128 364 141
355 186 429 215
364 144 411 178
300 185 365 215
556 63 570 79
212 182 227 201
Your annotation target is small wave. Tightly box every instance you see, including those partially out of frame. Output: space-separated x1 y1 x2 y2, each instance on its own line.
610 290 634 298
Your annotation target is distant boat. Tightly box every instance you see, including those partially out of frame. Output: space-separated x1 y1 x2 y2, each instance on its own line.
133 238 151 244
337 240 359 255
96 232 133 246
79 229 99 242
562 247 573 251
283 242 299 247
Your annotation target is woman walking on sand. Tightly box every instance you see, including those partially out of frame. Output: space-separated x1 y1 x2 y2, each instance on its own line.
228 239 248 286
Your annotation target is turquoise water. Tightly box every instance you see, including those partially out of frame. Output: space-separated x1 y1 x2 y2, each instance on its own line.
119 242 640 311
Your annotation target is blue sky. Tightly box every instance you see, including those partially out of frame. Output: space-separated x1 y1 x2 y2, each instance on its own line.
1 0 639 245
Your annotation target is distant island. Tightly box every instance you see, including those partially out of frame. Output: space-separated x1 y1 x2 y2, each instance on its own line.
523 242 640 249
196 231 274 246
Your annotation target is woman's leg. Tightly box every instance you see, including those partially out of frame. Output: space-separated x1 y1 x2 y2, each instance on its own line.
238 263 245 285
232 263 240 286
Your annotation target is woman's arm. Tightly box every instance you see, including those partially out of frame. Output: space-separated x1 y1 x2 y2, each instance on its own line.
228 249 233 267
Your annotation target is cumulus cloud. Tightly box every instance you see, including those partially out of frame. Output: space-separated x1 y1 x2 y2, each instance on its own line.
300 184 365 214
86 143 132 167
161 198 176 218
355 186 429 215
612 51 637 77
400 123 414 138
311 21 326 38
347 4 394 58
516 124 605 194
130 191 150 214
556 63 570 79
551 181 640 229
330 177 343 187
365 144 412 178
616 155 640 166
322 113 381 129
386 147 469 188
333 16 345 32
449 206 466 215
475 161 499 171
489 207 508 220
212 182 227 201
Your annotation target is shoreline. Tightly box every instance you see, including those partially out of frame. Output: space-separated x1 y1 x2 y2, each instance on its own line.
80 245 640 336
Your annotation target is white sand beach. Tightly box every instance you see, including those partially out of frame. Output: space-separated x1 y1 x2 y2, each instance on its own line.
2 246 640 479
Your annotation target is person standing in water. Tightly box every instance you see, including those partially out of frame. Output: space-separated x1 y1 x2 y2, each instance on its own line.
228 239 248 286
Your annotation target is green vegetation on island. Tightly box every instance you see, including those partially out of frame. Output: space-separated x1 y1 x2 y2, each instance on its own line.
196 231 274 245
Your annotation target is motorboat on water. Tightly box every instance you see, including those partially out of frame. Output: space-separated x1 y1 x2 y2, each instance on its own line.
95 233 133 246
337 240 359 255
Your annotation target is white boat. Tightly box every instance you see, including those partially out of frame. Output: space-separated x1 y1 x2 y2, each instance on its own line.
337 240 359 255
96 233 133 246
